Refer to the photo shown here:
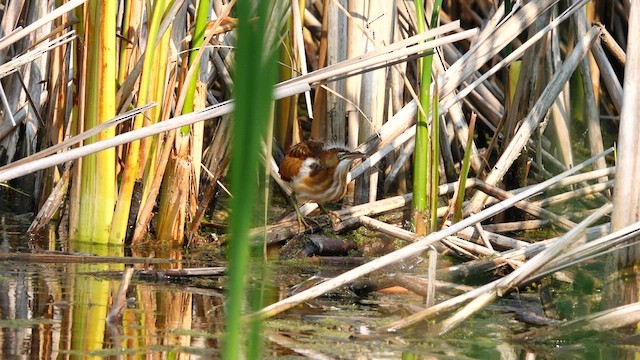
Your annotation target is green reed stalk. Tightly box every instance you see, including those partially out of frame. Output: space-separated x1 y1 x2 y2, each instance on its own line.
224 0 279 358
412 0 441 235
412 1 428 235
74 0 117 242
181 0 209 124
429 84 440 232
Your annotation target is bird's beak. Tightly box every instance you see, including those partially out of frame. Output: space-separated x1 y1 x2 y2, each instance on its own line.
343 151 367 160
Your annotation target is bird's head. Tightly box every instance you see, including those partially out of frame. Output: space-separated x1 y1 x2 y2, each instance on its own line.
319 148 366 170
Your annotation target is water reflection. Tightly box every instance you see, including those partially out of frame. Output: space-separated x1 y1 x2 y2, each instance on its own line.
0 214 225 359
0 257 226 358
0 213 631 359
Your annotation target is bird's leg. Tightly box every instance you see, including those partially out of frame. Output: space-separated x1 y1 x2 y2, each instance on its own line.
285 192 307 230
286 193 321 232
293 195 310 231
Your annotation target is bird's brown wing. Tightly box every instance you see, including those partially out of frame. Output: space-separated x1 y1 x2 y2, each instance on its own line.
287 140 323 159
279 140 324 181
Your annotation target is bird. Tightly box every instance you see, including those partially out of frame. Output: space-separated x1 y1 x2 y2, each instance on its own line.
279 140 366 224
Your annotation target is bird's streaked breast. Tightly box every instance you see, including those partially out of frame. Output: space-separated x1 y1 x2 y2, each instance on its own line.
292 159 352 204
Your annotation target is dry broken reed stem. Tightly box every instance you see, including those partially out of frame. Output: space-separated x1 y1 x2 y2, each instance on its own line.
0 104 156 171
357 215 530 256
539 222 640 278
290 0 312 121
481 219 550 233
454 225 530 249
576 9 608 182
358 216 416 242
544 166 615 191
358 215 512 260
592 39 623 112
473 223 494 251
548 25 573 169
599 25 626 65
532 180 614 208
281 21 473 88
437 242 546 283
471 180 577 230
444 226 608 284
470 166 614 209
425 245 438 307
0 31 76 80
27 165 71 235
443 236 499 257
610 0 640 240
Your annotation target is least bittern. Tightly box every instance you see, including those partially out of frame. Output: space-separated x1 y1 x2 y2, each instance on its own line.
279 140 366 225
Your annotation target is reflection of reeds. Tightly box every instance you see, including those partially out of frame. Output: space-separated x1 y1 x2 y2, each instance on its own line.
70 243 121 355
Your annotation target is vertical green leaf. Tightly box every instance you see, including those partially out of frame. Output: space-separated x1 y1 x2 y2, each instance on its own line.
224 0 280 358
182 0 210 124
412 0 441 235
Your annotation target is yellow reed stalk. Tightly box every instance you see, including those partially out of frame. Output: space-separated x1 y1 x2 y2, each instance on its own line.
140 26 172 200
109 0 169 243
74 0 117 242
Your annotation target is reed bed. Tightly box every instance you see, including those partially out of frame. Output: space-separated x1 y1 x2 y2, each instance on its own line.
0 0 637 353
